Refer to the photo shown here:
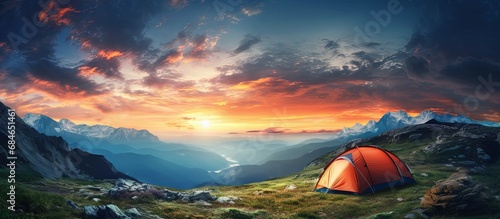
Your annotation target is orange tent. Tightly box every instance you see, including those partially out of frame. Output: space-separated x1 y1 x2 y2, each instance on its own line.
314 145 415 195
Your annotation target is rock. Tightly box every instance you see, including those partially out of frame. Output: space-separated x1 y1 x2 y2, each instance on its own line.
421 173 428 177
193 200 213 206
83 204 130 219
163 189 181 201
409 133 422 140
216 196 239 204
421 172 489 215
190 191 216 202
404 213 416 219
124 208 141 218
412 209 429 219
131 196 138 200
86 186 103 191
478 153 491 160
66 200 81 210
92 198 101 202
494 195 500 201
116 178 135 187
397 197 403 202
476 148 491 160
457 154 466 159
284 184 297 191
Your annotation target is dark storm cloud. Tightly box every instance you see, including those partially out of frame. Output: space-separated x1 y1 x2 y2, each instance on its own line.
68 0 164 55
212 44 371 86
406 1 500 62
82 57 123 79
0 0 167 97
232 34 261 55
405 56 429 77
439 57 500 86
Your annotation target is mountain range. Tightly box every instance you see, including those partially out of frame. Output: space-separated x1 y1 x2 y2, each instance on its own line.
0 102 130 180
21 113 230 188
211 110 500 185
23 113 160 144
14 107 500 187
335 110 500 138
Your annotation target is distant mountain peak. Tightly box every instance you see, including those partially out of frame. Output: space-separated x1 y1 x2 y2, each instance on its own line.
22 113 160 143
335 109 499 139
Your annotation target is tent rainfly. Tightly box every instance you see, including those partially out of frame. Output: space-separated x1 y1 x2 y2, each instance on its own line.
314 145 416 195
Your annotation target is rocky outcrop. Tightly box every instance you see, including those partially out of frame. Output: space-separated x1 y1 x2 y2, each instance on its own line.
83 204 140 219
421 172 489 215
108 179 218 203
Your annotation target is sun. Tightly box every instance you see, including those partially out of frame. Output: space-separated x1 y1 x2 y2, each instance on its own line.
202 119 211 128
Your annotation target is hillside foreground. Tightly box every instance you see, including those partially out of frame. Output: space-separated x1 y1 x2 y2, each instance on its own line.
1 123 500 219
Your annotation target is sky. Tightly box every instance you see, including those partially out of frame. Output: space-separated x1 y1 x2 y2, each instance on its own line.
1 0 500 139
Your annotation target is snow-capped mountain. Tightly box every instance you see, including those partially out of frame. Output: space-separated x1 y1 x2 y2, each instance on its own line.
0 102 131 180
334 110 500 139
23 113 160 143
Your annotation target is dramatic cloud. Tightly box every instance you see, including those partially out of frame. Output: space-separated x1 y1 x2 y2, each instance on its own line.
232 34 261 55
405 56 429 77
1 0 499 136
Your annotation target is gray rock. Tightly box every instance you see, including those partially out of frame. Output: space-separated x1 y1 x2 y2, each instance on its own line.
124 208 141 218
83 204 130 219
115 179 135 187
66 200 81 210
409 133 422 140
163 189 181 201
412 209 429 219
404 213 416 219
190 191 215 202
92 198 101 202
457 154 466 159
216 196 239 204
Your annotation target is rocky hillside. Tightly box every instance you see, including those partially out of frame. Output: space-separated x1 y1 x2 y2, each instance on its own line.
0 102 130 180
1 118 499 218
309 119 500 169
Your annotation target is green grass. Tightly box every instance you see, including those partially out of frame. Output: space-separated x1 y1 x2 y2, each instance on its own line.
1 140 500 218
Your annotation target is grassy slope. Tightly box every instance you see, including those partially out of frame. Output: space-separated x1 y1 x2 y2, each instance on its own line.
1 139 500 219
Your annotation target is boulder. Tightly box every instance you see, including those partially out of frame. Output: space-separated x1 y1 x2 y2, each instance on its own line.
421 172 489 215
83 204 130 219
66 200 81 210
216 196 240 204
124 208 141 218
190 191 216 202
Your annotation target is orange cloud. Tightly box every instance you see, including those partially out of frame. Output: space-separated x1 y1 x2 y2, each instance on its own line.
38 2 76 26
98 50 124 60
78 66 99 77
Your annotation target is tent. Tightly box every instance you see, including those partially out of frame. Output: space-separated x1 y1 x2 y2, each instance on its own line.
314 145 416 195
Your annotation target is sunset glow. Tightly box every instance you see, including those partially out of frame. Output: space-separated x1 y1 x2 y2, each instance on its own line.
1 0 499 140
